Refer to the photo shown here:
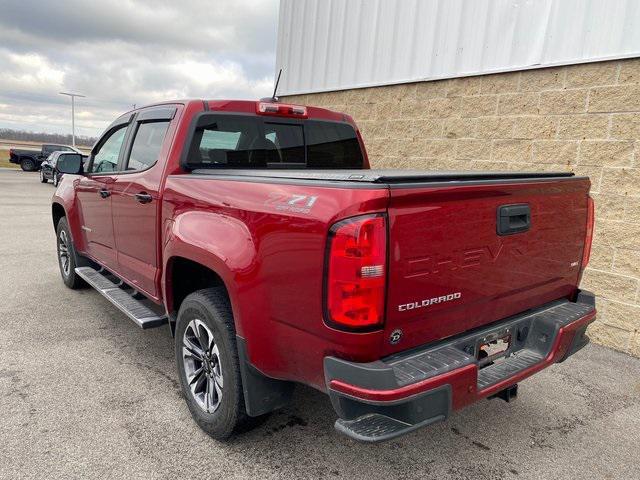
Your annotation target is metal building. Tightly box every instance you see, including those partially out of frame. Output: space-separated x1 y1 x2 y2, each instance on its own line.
276 0 640 95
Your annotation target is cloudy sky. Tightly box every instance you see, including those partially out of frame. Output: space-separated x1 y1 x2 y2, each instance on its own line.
0 0 280 137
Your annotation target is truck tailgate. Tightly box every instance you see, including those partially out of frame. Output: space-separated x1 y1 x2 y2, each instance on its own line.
384 177 591 356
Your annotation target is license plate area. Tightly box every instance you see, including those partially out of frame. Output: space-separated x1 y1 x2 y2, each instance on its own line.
477 330 512 368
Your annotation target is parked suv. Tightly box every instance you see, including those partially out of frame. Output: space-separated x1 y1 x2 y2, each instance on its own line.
52 99 596 442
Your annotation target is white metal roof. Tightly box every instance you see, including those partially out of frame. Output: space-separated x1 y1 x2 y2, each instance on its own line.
276 0 640 95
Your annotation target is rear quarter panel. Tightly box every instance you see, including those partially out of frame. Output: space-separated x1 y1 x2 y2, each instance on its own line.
162 175 389 390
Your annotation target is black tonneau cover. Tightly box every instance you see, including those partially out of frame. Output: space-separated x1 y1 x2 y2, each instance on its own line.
190 169 575 184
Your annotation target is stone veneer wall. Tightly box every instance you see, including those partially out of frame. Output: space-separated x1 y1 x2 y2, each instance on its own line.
283 58 640 357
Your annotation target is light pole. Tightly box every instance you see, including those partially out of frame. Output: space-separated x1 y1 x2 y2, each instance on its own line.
59 92 86 147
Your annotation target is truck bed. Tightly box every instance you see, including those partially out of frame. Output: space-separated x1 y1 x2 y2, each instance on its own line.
190 168 576 184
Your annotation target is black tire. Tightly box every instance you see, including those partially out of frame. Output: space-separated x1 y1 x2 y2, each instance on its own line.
40 170 48 183
53 173 59 187
56 217 88 289
175 288 263 440
20 157 36 172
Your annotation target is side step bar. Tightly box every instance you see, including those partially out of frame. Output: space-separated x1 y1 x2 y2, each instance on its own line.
75 267 167 329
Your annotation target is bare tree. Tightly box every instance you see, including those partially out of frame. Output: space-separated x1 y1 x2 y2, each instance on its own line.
0 128 97 147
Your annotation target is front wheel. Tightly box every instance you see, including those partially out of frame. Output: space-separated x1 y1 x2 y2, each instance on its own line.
56 217 87 289
53 173 59 187
40 170 48 183
20 158 36 171
175 288 262 440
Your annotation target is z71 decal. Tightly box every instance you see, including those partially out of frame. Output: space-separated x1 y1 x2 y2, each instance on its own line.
265 193 318 214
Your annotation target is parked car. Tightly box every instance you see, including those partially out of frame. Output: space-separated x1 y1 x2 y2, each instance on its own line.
9 143 83 171
51 99 596 442
40 151 88 186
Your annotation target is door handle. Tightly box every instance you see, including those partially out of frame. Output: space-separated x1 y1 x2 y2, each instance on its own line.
497 204 530 235
135 192 153 204
99 189 111 199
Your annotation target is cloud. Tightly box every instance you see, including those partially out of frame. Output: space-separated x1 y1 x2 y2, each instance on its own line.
0 0 279 137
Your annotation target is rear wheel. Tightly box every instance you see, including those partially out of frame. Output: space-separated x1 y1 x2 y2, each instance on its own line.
20 158 36 171
56 217 87 289
40 170 48 183
175 288 264 440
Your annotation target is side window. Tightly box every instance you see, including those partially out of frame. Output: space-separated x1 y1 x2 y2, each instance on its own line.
90 125 128 173
125 121 170 171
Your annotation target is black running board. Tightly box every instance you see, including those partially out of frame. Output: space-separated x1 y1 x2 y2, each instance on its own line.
75 267 167 329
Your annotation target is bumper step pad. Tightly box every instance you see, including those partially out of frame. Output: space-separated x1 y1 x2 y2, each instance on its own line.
336 414 410 442
335 412 445 443
477 350 542 390
390 345 474 387
75 267 167 329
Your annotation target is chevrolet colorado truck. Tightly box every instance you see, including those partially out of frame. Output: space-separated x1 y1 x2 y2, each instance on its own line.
9 143 82 171
52 99 596 442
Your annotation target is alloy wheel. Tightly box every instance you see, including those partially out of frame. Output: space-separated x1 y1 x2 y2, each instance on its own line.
58 229 71 277
182 319 224 413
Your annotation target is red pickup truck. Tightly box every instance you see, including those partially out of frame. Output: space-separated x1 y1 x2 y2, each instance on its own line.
52 99 596 442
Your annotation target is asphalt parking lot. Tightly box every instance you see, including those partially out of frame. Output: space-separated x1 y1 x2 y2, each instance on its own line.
1 168 639 480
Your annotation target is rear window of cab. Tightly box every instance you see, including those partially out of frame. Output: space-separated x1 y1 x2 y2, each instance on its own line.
185 114 364 170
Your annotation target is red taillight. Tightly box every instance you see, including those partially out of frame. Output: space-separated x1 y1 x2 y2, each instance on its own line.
325 214 387 331
582 195 595 269
256 102 308 118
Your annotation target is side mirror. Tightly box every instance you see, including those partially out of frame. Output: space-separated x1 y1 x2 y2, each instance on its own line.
56 153 83 174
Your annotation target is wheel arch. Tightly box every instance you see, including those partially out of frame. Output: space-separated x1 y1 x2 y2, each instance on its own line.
52 202 66 232
164 254 235 334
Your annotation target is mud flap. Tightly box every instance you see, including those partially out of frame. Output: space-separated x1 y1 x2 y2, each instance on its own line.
236 336 294 417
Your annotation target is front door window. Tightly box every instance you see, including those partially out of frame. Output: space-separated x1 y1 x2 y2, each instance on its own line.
90 126 127 173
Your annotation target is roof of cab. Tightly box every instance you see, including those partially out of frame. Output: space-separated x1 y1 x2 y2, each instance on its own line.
120 99 350 122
